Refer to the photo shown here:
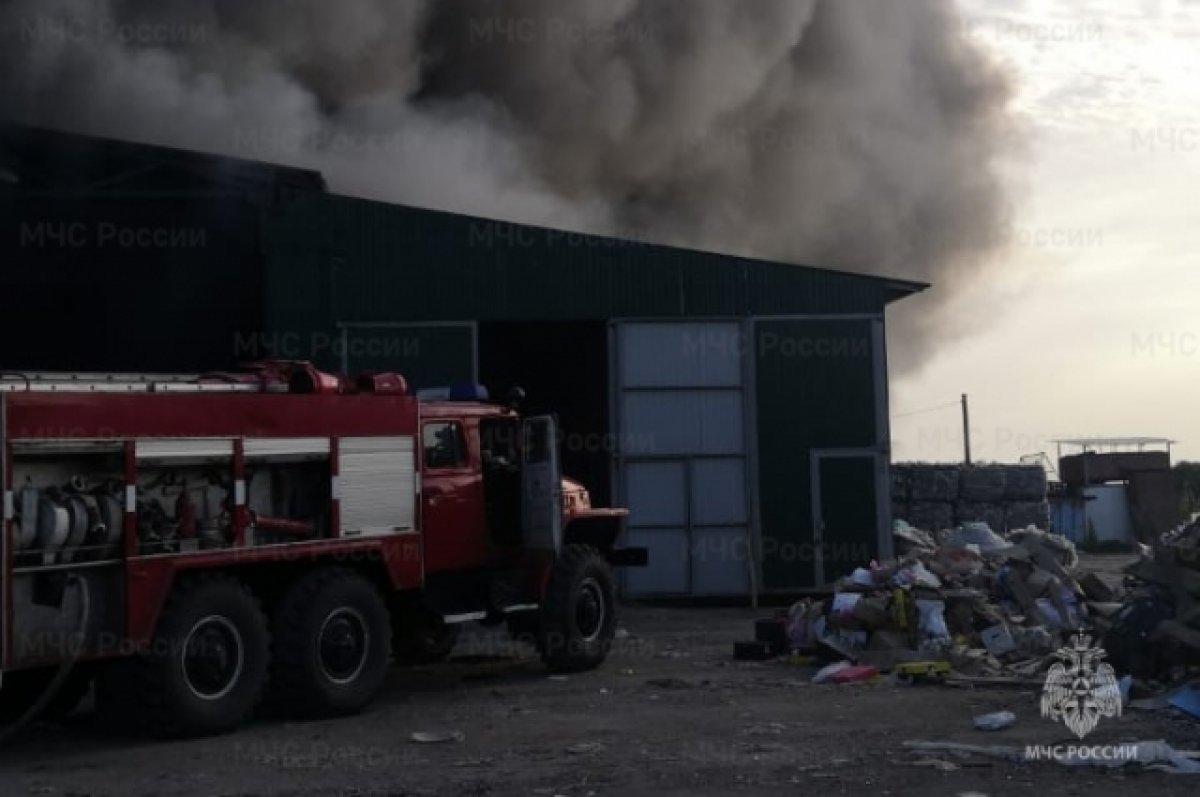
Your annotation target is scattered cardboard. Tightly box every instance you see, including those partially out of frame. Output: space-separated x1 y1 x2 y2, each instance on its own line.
980 624 1015 657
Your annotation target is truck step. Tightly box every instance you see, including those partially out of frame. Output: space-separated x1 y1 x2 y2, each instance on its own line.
441 611 489 625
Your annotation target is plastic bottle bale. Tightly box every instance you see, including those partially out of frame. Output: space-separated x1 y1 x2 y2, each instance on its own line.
1002 465 1048 501
1004 501 1050 530
910 466 961 502
985 504 1007 532
906 503 929 530
891 466 912 503
954 503 1005 533
910 501 955 532
960 465 1007 502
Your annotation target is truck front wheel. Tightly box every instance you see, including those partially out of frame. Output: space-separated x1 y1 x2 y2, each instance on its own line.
539 545 617 672
270 568 391 717
98 576 269 737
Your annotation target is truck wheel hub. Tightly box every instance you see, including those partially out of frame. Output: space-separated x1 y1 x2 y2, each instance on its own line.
576 578 605 642
318 608 369 684
182 615 244 701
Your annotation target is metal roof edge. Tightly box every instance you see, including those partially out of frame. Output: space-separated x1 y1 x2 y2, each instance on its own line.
0 122 328 192
319 192 932 292
883 278 931 304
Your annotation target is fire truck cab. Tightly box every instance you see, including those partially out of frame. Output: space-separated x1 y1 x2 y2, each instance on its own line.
0 362 642 737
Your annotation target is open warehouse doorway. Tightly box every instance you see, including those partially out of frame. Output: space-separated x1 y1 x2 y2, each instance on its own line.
478 321 612 506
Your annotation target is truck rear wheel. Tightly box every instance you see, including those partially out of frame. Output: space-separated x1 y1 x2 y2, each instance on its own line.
539 544 617 672
98 576 269 737
271 568 391 717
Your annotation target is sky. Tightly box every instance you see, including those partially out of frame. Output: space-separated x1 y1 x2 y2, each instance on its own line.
889 0 1200 465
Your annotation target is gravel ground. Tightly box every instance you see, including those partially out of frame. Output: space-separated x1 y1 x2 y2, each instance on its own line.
0 593 1197 797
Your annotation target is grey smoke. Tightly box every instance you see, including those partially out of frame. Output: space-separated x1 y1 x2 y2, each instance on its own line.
0 0 1016 374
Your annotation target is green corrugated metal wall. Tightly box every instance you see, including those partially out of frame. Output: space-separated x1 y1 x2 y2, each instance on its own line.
264 193 898 341
343 324 475 389
263 192 910 592
755 319 880 590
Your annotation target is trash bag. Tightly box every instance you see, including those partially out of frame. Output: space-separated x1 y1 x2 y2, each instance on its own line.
831 593 863 623
786 599 822 650
916 599 951 649
974 711 1017 731
1102 590 1176 679
1036 590 1082 630
1007 527 1079 574
812 661 853 684
891 560 942 589
893 520 938 554
945 522 1009 553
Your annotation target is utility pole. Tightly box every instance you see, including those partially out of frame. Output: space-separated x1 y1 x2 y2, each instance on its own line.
961 393 972 466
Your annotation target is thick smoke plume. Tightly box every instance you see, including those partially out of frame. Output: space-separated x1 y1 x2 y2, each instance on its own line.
0 0 1015 373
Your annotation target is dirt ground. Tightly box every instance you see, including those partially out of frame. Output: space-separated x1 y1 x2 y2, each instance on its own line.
1 586 1198 797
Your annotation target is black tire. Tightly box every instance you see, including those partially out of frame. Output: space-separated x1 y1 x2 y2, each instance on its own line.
96 576 269 737
271 568 391 717
539 544 617 673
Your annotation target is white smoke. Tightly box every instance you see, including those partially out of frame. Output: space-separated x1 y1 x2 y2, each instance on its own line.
0 0 1017 371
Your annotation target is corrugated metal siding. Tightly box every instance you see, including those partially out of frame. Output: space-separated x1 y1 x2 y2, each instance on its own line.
344 324 474 389
3 193 264 372
754 319 879 591
265 194 897 333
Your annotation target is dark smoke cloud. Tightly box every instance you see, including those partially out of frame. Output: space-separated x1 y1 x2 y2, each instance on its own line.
0 0 1016 374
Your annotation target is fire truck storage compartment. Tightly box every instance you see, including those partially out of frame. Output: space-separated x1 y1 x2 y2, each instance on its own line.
9 440 127 667
244 437 333 543
337 436 417 536
11 441 126 565
134 439 237 554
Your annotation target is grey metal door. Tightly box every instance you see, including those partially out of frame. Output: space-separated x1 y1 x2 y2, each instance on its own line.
613 322 752 596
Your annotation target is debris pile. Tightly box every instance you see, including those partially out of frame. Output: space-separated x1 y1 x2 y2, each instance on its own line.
1099 517 1200 698
742 519 1123 684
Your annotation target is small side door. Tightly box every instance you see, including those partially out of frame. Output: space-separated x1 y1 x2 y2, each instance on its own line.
421 419 487 573
521 416 562 553
811 449 888 585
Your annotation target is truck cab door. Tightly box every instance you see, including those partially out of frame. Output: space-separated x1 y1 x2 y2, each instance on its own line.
521 416 561 553
420 419 487 574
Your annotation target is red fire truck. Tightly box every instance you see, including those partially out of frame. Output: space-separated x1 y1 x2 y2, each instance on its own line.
0 361 643 737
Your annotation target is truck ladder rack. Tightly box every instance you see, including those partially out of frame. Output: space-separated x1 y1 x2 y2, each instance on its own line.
0 371 285 393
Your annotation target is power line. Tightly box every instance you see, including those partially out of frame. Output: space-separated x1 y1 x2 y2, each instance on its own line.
892 400 960 419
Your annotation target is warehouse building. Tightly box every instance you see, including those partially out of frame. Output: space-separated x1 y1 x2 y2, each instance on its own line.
0 125 324 372
2 126 927 597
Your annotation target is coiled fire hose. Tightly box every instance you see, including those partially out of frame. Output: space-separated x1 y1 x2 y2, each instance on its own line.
0 574 91 744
